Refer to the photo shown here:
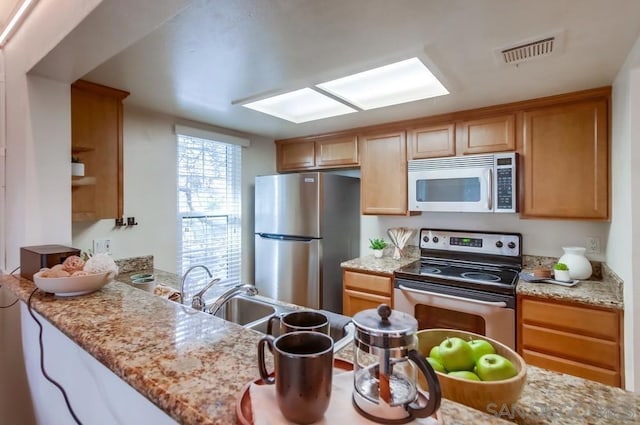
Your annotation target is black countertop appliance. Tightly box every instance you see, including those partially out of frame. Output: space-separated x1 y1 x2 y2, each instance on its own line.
20 244 81 280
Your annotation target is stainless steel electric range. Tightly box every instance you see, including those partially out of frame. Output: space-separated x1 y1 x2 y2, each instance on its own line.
394 228 522 349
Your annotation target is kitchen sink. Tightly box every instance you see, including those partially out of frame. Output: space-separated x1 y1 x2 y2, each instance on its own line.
211 293 354 351
212 295 277 327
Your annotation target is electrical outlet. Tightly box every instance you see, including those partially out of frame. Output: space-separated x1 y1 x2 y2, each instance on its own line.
93 238 112 255
586 236 601 254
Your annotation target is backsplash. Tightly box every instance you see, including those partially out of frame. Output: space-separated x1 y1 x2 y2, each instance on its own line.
114 255 153 273
380 244 420 259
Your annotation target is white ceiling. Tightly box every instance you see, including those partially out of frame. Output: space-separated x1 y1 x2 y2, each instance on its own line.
66 0 640 139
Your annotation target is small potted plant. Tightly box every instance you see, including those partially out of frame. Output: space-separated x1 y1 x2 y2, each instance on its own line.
71 156 85 177
553 262 571 282
369 238 387 258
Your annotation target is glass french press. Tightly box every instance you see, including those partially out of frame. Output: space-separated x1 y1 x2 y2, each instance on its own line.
351 304 441 423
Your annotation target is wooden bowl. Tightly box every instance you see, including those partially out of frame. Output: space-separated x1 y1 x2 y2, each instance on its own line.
416 329 527 414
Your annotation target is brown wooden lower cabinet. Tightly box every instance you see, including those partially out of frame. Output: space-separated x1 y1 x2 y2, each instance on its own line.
342 269 392 317
517 295 623 387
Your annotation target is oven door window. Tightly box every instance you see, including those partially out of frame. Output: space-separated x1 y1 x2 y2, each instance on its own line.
414 304 486 335
416 177 481 202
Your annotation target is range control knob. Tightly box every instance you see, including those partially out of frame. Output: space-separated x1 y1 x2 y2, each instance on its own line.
422 236 430 243
495 241 503 248
508 241 516 249
432 236 439 243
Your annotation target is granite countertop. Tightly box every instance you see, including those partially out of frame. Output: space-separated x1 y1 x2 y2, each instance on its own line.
516 277 623 310
341 253 419 275
3 273 639 424
341 253 623 310
1 274 507 425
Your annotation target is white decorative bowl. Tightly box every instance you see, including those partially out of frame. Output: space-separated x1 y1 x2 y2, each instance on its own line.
33 271 112 296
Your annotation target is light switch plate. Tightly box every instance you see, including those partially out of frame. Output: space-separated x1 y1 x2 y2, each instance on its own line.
93 238 111 255
586 236 600 254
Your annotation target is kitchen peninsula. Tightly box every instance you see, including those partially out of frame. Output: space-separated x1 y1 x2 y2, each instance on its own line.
2 273 638 425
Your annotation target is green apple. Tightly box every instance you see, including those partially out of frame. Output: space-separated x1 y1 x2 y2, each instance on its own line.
429 345 443 364
468 339 496 362
475 353 518 381
448 370 481 381
426 356 446 373
438 337 475 372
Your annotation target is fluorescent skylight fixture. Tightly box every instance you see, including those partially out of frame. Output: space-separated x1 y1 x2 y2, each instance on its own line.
317 57 449 110
243 88 357 123
0 0 36 47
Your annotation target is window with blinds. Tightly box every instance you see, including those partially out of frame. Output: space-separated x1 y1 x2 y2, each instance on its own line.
176 133 241 298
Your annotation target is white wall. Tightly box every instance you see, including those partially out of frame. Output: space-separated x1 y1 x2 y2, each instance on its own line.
2 2 194 423
610 34 640 391
5 0 197 269
358 196 609 261
71 106 179 271
2 0 105 423
72 105 277 280
329 170 611 260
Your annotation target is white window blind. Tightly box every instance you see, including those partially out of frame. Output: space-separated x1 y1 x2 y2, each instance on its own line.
176 133 241 299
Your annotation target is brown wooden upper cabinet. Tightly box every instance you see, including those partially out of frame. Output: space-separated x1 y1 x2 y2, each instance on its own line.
407 114 515 160
315 135 359 168
71 80 129 222
458 113 516 155
520 93 609 220
274 86 611 220
276 134 358 172
277 140 316 171
407 122 456 159
360 130 409 215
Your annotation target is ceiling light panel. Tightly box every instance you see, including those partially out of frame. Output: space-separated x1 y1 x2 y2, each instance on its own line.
243 88 357 123
317 57 449 110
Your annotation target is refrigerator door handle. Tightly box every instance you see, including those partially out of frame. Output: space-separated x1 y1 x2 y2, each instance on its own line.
257 233 317 242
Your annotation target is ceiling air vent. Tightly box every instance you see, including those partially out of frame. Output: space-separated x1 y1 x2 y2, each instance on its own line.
494 31 564 66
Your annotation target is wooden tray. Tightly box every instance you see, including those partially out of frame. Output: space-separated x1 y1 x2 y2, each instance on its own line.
236 359 353 425
236 359 444 424
519 272 580 287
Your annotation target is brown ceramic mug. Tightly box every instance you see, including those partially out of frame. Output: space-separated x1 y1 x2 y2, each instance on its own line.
267 310 330 336
258 331 334 424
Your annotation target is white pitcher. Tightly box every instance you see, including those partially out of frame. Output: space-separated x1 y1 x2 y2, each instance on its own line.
559 247 592 280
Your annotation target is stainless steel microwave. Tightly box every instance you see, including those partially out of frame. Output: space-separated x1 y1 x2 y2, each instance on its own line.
408 152 517 213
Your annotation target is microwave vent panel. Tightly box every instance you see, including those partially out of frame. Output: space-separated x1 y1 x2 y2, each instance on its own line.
494 31 564 66
408 154 494 172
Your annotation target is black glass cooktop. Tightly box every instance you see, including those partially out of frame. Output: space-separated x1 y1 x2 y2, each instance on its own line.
394 258 520 295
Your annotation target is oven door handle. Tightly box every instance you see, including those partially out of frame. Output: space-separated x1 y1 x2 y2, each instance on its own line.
398 284 507 308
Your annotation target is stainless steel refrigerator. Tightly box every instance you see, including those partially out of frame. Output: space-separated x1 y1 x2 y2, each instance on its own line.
254 172 360 314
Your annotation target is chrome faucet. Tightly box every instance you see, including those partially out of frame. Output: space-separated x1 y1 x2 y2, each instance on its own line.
207 284 258 316
179 265 212 305
191 277 222 311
